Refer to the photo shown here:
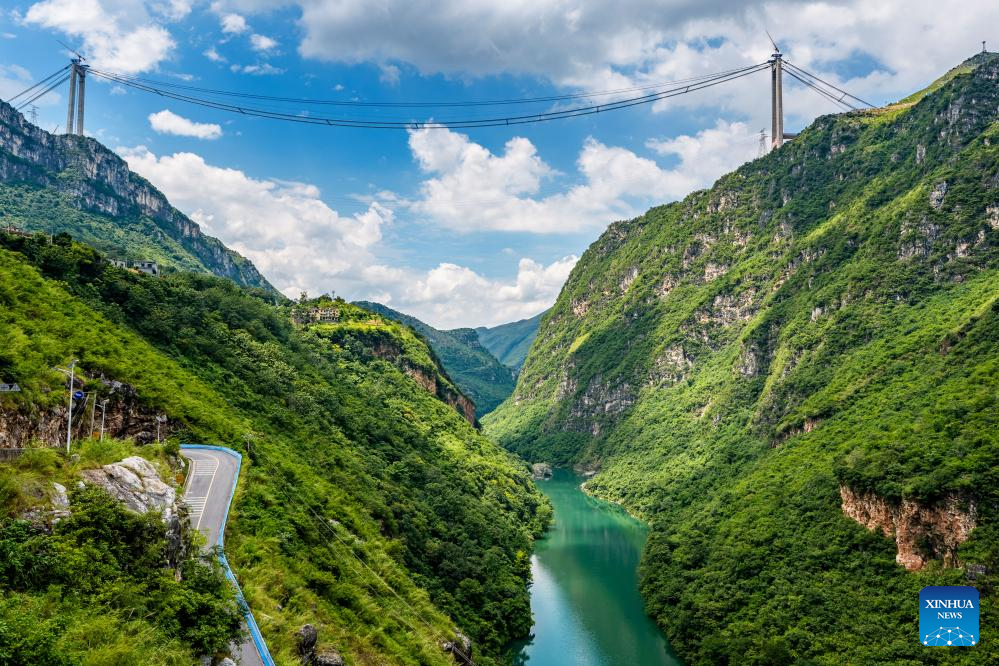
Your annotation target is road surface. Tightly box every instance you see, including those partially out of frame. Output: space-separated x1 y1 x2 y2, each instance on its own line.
181 446 269 666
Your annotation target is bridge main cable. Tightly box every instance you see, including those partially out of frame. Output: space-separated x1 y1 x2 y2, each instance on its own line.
88 62 770 130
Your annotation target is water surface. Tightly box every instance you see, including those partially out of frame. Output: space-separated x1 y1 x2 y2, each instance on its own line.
512 469 681 665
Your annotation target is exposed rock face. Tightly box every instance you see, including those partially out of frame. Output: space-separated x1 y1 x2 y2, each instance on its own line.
441 631 473 662
0 376 170 449
531 462 553 479
839 485 977 570
81 456 177 520
0 101 273 291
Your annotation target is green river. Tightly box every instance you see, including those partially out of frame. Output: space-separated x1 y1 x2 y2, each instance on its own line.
511 469 682 665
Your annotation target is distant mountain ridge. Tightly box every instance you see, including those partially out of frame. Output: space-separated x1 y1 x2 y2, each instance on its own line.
353 301 516 414
0 100 275 293
476 311 545 371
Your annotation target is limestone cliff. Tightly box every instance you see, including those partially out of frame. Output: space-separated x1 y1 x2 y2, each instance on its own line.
839 485 977 570
0 101 275 292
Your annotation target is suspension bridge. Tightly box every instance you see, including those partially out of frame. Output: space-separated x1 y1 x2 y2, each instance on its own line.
6 37 875 149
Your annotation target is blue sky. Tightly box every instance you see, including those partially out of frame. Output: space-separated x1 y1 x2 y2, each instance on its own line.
1 1 996 327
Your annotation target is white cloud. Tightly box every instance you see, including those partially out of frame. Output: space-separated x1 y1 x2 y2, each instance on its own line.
219 12 248 34
148 109 223 139
249 33 277 52
230 63 284 75
407 124 757 234
379 63 401 86
117 145 573 327
24 0 175 74
204 47 226 62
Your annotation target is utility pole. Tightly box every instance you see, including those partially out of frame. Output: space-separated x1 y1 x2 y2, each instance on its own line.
90 391 97 438
54 359 79 453
65 59 78 135
99 399 109 441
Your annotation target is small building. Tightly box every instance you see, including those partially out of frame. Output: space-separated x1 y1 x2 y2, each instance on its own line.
110 259 160 277
293 306 341 324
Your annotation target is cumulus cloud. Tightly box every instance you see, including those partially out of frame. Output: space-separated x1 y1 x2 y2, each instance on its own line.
219 12 248 34
148 110 223 139
117 145 568 326
204 0 991 135
249 33 277 52
23 0 175 74
407 123 757 234
204 47 226 62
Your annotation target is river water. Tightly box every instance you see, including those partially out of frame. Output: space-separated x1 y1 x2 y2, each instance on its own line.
510 469 681 665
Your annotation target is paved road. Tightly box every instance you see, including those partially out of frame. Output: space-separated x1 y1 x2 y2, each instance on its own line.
181 447 266 666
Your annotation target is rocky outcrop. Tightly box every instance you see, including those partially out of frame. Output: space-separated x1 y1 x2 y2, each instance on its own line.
0 101 273 291
441 631 473 663
839 485 977 570
0 376 171 449
531 462 553 479
295 623 345 666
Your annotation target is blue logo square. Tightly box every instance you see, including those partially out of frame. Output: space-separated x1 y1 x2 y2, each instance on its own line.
920 586 979 647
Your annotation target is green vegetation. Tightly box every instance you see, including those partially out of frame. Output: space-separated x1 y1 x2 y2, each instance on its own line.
476 312 545 371
0 102 274 293
0 231 550 664
486 53 999 664
0 448 242 665
355 300 516 415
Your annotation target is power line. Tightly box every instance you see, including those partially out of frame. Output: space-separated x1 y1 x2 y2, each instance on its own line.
89 63 770 130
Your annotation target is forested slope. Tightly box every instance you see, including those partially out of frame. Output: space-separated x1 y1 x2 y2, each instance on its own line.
485 53 999 664
355 300 516 415
0 101 274 293
0 232 549 664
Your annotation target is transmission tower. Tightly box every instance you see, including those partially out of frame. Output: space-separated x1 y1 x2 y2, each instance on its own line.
28 105 38 125
757 129 769 157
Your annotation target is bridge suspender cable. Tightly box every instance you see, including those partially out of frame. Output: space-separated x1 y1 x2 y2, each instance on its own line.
87 63 771 130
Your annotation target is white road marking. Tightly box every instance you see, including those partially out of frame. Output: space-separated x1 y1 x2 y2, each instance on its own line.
184 456 220 530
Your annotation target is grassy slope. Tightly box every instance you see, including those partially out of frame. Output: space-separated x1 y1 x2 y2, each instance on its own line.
354 300 516 415
475 312 545 371
0 237 550 665
486 54 999 664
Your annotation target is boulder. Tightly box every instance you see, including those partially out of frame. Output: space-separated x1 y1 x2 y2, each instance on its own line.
314 650 345 666
296 623 318 662
80 456 177 521
531 463 552 480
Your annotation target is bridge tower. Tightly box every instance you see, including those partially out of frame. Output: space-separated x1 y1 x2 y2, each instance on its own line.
770 47 784 149
64 58 89 136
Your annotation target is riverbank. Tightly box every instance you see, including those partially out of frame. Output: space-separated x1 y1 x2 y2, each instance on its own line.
511 469 681 665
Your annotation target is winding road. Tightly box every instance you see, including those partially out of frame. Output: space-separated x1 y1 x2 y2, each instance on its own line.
181 445 272 666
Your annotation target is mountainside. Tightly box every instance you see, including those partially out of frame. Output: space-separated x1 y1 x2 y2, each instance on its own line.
355 300 516 415
0 232 549 664
475 311 545 371
0 101 275 293
486 53 999 664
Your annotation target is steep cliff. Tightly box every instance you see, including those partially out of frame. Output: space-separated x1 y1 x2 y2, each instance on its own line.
0 101 275 293
486 53 999 664
354 300 516 415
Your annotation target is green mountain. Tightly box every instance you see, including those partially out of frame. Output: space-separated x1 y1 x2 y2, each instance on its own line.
0 231 549 664
476 311 545 371
486 54 999 664
355 301 516 415
0 101 275 293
